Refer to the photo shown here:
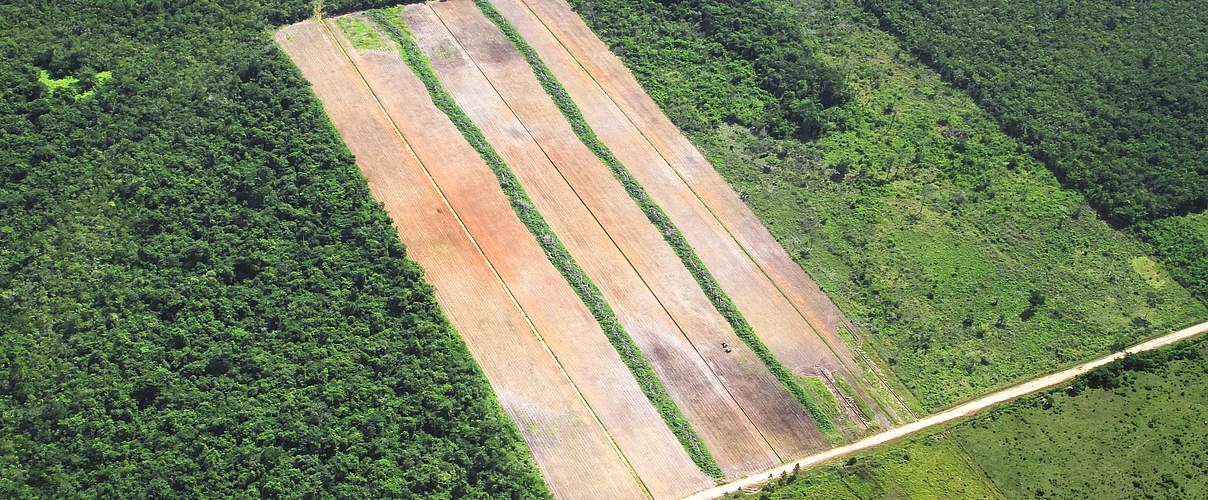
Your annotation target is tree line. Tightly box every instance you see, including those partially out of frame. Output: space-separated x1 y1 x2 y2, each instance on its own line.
0 0 547 497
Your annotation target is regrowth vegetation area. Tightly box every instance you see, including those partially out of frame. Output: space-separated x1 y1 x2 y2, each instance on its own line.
860 0 1207 227
570 0 1206 408
741 337 1208 500
0 0 547 497
859 0 1208 305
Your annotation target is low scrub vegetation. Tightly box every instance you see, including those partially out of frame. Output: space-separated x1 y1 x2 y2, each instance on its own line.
738 337 1208 499
570 0 1205 409
859 0 1207 228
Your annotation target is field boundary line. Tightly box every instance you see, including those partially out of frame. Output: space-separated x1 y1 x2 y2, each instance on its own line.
511 0 914 424
682 319 1208 499
473 0 843 440
316 15 647 496
420 3 760 476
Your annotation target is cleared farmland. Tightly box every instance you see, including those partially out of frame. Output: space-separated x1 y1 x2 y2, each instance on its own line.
323 14 712 498
486 0 901 432
499 0 909 423
275 20 646 499
398 1 833 475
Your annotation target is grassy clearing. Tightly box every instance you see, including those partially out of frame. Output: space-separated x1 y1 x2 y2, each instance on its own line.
746 336 1208 499
740 337 1208 499
470 0 842 443
38 68 111 100
732 432 1003 499
366 6 723 481
569 0 1206 410
957 338 1208 499
335 16 388 50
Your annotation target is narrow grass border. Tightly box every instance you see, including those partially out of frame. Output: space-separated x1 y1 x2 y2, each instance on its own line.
366 7 725 481
469 0 841 442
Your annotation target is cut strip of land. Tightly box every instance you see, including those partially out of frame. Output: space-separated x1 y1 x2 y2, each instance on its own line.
506 0 903 419
488 0 895 431
402 1 823 476
276 20 645 499
325 14 711 498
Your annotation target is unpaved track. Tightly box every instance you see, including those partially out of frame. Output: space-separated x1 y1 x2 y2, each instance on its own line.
505 0 888 413
276 20 645 500
489 0 891 431
326 14 709 499
684 320 1208 499
403 1 825 477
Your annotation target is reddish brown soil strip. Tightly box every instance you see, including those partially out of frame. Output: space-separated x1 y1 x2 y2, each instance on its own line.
508 0 902 419
397 3 779 478
275 20 646 499
409 0 829 473
488 0 892 431
326 14 711 499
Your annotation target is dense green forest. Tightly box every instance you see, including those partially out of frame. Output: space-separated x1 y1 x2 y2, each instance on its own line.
570 0 1205 409
859 0 1207 226
571 0 846 140
858 0 1208 304
0 0 548 497
737 337 1208 499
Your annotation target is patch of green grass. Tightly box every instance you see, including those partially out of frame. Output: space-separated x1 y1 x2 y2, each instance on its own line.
1135 214 1208 303
1130 256 1173 290
798 376 841 420
366 6 723 481
38 69 111 100
334 15 388 50
763 337 1208 499
956 339 1208 499
732 432 1003 499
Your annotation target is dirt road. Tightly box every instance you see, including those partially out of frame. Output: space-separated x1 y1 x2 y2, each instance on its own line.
682 320 1208 499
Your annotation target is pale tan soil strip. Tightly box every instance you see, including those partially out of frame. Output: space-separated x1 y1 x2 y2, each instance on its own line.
429 0 847 467
404 1 812 477
276 20 646 499
509 0 899 415
427 0 833 463
327 13 710 499
489 0 891 431
684 320 1208 499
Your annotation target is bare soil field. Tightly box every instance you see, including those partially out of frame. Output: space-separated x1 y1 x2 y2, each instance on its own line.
402 1 830 476
489 0 895 431
500 0 905 420
324 14 710 498
276 20 645 499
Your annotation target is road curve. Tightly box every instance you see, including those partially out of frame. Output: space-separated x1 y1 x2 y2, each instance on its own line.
683 319 1208 499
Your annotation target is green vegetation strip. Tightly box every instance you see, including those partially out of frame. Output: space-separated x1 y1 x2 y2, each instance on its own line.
366 8 724 481
469 0 840 441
